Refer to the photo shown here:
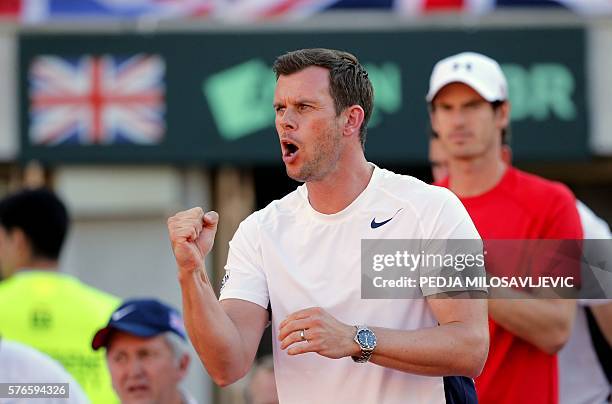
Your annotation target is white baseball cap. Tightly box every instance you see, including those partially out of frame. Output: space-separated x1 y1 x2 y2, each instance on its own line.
426 52 508 103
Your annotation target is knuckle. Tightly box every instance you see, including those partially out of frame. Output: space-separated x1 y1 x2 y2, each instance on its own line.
177 209 191 217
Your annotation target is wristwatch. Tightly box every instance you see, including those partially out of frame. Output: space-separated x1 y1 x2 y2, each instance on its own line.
352 325 377 363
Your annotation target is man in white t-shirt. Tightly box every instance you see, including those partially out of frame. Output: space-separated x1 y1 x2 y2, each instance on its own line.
559 202 612 404
167 48 489 404
0 339 89 404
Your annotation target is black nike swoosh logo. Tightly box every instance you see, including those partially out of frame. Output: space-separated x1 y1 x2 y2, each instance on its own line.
371 217 393 228
370 208 403 229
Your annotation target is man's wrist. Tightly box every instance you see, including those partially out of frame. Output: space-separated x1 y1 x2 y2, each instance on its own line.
177 265 209 286
347 325 362 357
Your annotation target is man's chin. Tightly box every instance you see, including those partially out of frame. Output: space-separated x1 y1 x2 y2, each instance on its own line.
285 167 307 183
121 389 153 403
448 148 480 160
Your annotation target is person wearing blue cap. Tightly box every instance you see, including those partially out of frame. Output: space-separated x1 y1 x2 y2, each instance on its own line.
92 299 195 404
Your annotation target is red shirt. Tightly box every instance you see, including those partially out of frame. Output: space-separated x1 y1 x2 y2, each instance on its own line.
438 166 582 404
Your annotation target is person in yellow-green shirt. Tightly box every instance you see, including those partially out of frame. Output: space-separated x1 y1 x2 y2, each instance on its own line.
0 188 120 404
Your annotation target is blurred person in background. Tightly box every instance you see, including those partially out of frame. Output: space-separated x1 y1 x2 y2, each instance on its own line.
92 298 195 404
168 48 488 403
0 337 90 404
558 202 612 404
429 123 612 404
429 132 612 403
245 355 279 404
428 133 511 184
0 188 120 404
429 134 450 183
427 51 582 404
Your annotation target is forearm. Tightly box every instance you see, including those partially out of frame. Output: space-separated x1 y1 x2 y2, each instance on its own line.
488 295 575 354
591 302 612 346
179 266 250 386
369 322 488 378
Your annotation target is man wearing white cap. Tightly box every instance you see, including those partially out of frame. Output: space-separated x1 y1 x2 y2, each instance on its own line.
427 52 583 404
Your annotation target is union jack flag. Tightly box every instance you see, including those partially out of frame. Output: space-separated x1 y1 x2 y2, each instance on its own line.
28 54 166 145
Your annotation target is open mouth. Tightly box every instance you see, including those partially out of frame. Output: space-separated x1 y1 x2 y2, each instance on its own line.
281 139 300 160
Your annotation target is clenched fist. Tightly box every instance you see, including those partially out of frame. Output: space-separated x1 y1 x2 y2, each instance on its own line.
167 207 219 275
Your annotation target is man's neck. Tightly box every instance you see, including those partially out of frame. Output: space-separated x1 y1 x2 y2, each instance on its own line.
16 259 59 273
448 153 507 198
305 151 373 214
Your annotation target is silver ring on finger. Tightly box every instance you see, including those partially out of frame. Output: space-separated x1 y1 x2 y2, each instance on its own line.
300 329 307 342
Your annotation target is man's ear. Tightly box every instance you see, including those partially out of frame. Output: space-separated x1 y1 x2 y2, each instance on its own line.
11 228 31 258
429 106 440 135
342 105 365 139
177 353 191 380
496 101 510 130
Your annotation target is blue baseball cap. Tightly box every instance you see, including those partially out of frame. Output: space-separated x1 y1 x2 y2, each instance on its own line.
92 298 186 350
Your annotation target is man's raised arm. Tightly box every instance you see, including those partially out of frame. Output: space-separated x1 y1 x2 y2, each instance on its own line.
168 207 268 386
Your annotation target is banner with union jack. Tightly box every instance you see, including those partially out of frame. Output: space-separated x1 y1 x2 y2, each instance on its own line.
28 54 166 146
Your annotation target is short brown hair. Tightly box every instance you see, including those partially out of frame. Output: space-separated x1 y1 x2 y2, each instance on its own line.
273 48 374 148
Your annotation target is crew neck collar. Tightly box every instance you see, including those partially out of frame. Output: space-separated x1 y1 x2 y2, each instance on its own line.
298 163 380 222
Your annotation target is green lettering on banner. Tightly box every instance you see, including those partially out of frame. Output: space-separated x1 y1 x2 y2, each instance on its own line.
503 64 529 120
203 59 276 141
503 63 576 122
364 63 402 127
203 60 402 139
530 64 576 121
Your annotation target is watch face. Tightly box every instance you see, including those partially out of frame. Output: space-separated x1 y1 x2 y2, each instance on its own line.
357 329 376 349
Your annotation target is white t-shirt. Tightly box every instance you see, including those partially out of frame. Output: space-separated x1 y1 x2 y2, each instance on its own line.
558 201 611 404
0 339 90 404
220 166 482 404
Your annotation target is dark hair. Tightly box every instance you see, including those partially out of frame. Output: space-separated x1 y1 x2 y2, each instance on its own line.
0 188 69 260
491 101 511 146
273 48 374 148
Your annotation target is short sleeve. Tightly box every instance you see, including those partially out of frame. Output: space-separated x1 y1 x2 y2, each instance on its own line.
534 186 583 281
577 201 611 240
543 184 583 239
419 188 486 296
430 187 482 240
219 214 269 309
